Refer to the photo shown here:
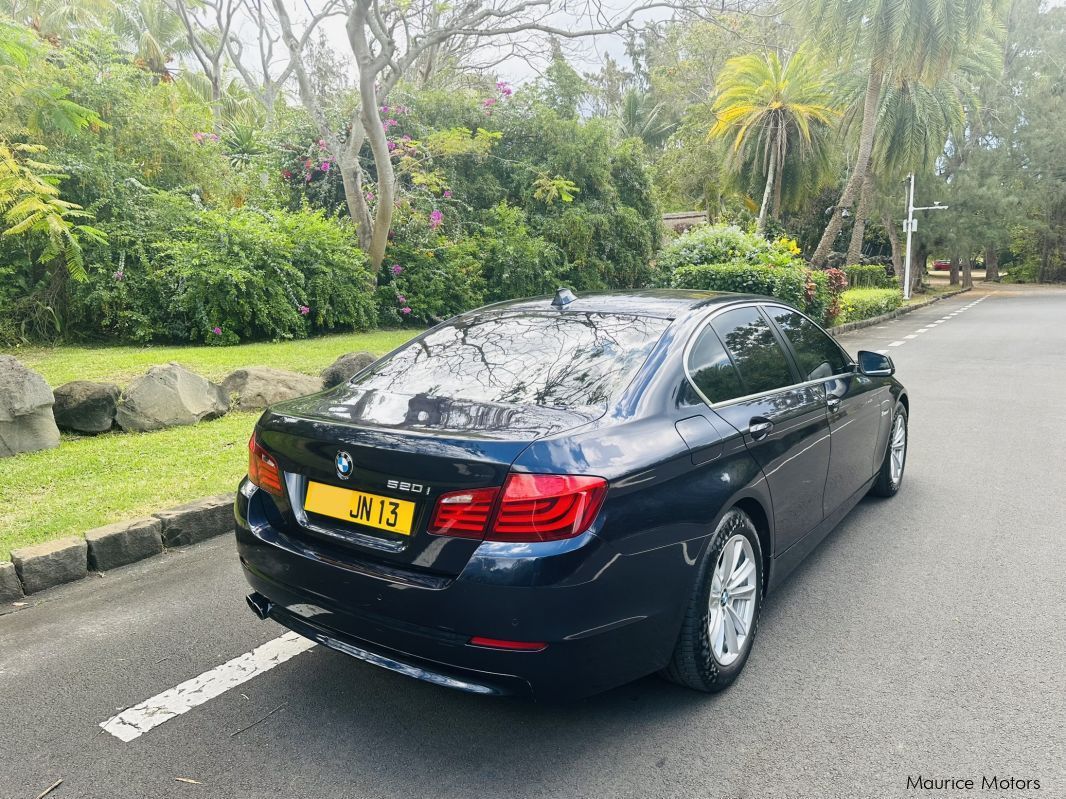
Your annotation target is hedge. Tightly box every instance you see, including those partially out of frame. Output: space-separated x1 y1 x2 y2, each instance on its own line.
844 264 895 289
837 288 903 324
670 262 842 324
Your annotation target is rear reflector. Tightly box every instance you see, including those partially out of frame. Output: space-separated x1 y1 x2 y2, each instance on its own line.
468 636 547 652
488 473 608 543
428 487 500 538
248 433 284 496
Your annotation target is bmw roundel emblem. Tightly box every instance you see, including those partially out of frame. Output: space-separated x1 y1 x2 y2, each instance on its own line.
335 450 354 480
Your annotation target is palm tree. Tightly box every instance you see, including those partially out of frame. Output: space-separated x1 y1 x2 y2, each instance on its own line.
1 0 113 41
708 47 839 233
617 89 676 149
802 0 997 266
111 0 189 82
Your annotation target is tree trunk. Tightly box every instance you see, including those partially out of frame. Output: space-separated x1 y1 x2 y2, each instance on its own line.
846 174 873 265
756 138 778 235
949 254 960 286
962 255 973 289
984 244 999 281
883 213 903 277
811 67 884 267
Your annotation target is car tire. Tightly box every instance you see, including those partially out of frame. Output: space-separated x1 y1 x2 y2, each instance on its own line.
660 508 764 693
870 403 908 498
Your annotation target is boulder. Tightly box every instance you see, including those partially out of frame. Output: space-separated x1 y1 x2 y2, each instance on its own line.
0 355 61 457
154 494 236 548
0 561 24 602
10 537 87 594
115 363 228 432
222 366 323 410
53 380 120 434
85 517 163 571
321 351 376 388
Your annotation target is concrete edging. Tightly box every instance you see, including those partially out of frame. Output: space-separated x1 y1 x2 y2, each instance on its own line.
829 287 971 337
4 493 234 600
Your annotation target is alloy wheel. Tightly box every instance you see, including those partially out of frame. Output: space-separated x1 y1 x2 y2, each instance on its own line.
708 534 758 666
890 413 907 486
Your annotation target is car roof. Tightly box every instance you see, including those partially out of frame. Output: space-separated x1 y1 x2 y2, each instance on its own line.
475 289 774 321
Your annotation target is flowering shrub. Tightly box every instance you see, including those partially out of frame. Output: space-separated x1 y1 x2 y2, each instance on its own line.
70 196 376 343
376 241 484 325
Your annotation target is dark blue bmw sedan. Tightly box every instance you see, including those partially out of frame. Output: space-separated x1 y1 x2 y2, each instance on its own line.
235 289 908 699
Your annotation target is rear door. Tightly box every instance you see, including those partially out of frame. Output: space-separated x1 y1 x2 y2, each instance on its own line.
687 305 830 553
762 305 888 515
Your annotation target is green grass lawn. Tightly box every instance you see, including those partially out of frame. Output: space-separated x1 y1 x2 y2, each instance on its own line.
0 412 259 559
5 328 418 387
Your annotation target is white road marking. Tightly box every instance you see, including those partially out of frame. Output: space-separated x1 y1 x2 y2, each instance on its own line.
100 632 316 742
875 349 888 354
889 340 905 347
904 334 917 339
916 328 929 333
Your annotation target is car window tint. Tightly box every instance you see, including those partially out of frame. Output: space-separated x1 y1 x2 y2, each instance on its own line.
710 307 795 395
767 307 851 380
687 325 744 403
354 311 670 412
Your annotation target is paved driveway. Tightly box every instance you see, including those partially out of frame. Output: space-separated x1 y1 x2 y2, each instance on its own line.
2 285 1064 798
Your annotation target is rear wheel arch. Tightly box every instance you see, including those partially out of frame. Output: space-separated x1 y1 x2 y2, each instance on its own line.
731 497 772 592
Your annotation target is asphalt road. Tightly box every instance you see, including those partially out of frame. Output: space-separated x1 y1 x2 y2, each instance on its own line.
2 284 1065 799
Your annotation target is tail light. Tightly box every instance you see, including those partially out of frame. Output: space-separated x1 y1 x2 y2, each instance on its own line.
248 433 284 496
428 473 608 542
428 487 500 538
488 473 607 542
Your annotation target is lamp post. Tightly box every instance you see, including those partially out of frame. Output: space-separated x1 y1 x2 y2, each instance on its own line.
902 173 949 300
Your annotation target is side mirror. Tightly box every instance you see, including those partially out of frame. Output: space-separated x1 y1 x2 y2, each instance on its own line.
857 350 895 377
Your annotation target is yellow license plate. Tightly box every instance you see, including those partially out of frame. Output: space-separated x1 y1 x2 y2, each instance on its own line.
304 481 416 536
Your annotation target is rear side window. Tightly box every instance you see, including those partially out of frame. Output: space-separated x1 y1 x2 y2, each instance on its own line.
687 326 744 403
355 311 670 411
710 307 795 396
766 307 851 380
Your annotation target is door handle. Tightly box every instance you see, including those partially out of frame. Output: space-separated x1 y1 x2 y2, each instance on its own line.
827 396 842 411
749 418 774 440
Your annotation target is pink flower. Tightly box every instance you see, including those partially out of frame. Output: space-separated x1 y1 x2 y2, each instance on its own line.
401 307 412 315
281 169 292 179
321 161 331 172
212 326 222 335
429 209 443 230
380 105 390 115
387 140 397 152
383 118 399 131
396 294 407 303
496 81 513 97
318 139 327 149
365 192 375 202
482 97 498 108
113 270 124 281
298 305 310 315
193 132 204 142
390 264 404 275
443 190 452 198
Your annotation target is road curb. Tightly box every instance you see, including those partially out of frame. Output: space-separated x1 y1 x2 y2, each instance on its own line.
2 492 235 608
829 287 971 337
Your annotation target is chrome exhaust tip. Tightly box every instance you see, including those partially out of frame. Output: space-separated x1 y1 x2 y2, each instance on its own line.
246 592 272 620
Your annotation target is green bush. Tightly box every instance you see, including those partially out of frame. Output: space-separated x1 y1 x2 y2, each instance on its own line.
657 223 803 284
70 196 376 343
670 262 845 325
378 240 485 325
844 264 895 289
474 203 563 301
837 288 903 324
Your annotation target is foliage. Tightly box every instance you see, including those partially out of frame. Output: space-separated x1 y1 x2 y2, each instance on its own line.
844 264 895 288
70 198 376 344
377 240 485 325
474 203 563 302
708 47 839 231
657 224 804 282
837 287 903 323
670 262 839 324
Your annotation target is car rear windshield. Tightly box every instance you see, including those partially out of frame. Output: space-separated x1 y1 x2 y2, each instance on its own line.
355 311 671 412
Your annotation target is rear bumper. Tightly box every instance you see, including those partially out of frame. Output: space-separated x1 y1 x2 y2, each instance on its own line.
234 480 695 700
